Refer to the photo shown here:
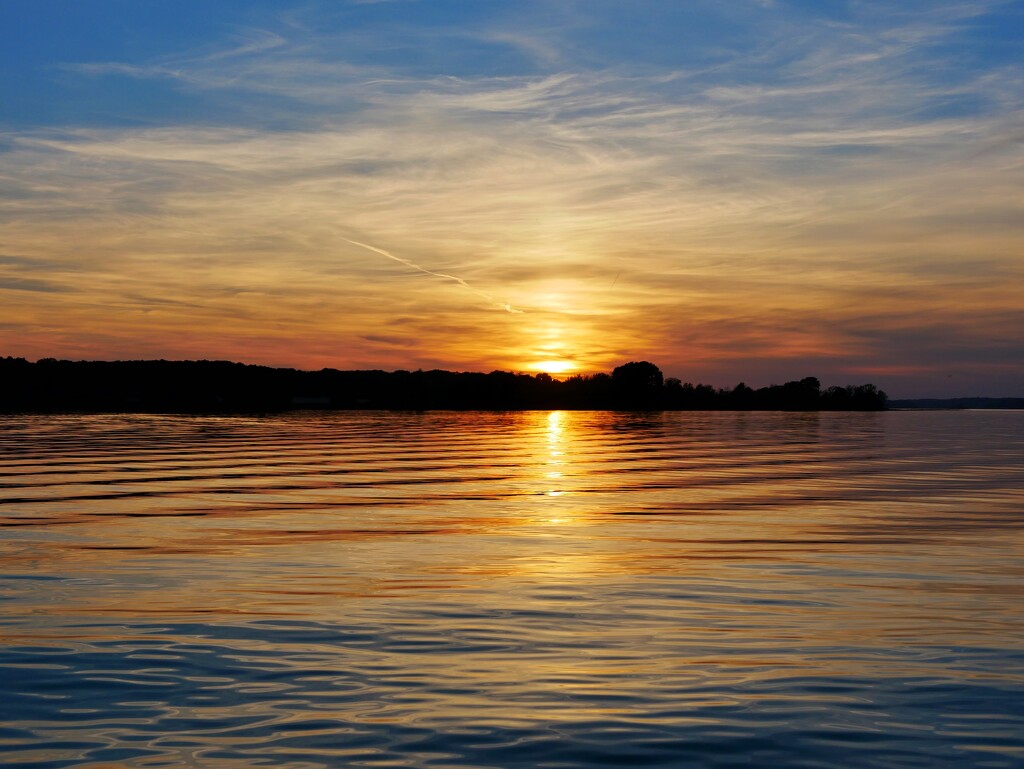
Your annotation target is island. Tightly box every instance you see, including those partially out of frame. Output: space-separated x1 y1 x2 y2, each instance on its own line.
0 357 890 412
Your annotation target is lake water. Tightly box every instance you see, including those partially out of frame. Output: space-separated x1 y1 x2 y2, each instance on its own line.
1 410 1022 768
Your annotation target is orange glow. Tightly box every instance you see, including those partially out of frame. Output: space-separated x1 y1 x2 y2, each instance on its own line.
529 360 577 375
1 101 1021 398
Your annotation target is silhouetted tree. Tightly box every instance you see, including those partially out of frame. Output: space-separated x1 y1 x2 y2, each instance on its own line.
0 358 888 412
664 377 683 407
613 361 664 389
818 383 887 410
612 361 664 408
729 382 754 409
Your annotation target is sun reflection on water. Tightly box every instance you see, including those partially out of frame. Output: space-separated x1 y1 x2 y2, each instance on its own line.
543 411 567 508
2 411 1024 769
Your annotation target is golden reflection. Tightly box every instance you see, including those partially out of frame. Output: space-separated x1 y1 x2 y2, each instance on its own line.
547 409 563 437
8 407 1024 689
540 410 571 518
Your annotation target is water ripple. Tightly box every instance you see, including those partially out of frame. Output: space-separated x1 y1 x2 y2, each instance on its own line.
1 411 1023 768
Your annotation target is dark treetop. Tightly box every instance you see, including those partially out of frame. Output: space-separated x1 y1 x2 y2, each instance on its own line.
0 358 887 413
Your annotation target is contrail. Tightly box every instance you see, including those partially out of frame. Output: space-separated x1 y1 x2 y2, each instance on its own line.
343 238 523 313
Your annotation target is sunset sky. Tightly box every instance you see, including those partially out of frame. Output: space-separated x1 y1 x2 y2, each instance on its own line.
2 0 1022 397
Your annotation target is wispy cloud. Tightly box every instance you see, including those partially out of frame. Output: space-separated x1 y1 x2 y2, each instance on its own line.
1 0 1022 393
342 238 523 313
0 277 72 293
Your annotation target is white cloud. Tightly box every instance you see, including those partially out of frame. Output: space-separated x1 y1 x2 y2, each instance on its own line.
2 0 1022 390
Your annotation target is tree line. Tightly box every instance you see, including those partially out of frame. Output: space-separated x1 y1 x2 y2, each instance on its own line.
0 357 887 412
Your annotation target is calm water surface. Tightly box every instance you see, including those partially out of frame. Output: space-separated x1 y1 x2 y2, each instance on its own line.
1 411 1022 768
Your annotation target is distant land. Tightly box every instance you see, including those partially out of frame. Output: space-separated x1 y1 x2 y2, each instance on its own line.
1 357 894 412
888 398 1024 410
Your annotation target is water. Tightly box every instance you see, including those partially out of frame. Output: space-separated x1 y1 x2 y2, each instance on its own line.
1 410 1022 768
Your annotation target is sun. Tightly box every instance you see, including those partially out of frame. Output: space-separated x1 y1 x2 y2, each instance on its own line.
530 360 576 376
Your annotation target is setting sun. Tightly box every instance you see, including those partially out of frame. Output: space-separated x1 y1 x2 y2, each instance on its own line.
530 360 576 376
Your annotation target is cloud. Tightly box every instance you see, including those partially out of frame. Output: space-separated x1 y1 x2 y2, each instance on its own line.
342 239 524 313
1 0 1022 394
0 277 71 293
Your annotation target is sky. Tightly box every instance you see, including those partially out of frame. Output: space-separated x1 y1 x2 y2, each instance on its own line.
1 0 1022 397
